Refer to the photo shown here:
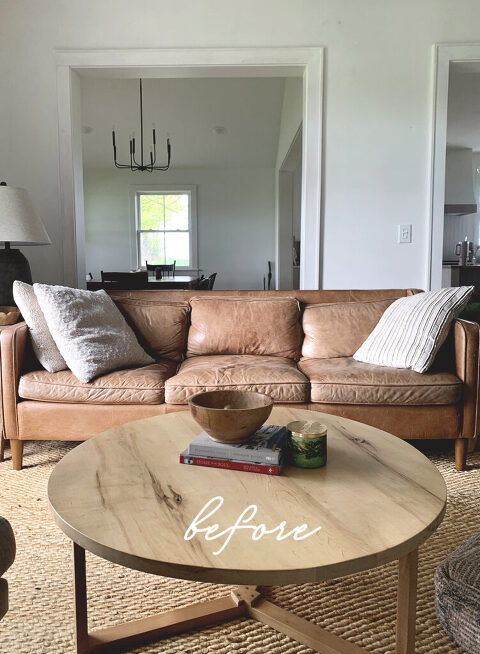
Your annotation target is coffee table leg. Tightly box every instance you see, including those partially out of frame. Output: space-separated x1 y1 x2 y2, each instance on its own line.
73 543 89 654
242 592 365 654
70 544 249 653
69 549 417 654
395 548 418 654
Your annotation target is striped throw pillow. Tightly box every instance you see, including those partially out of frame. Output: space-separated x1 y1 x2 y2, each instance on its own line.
353 287 474 373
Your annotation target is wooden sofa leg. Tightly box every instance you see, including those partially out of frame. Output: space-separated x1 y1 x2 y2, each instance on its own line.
455 438 468 472
11 440 24 471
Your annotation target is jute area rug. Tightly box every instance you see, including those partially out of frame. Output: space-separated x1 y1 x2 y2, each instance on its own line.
0 439 478 654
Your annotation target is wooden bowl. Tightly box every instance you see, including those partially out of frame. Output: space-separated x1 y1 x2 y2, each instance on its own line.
0 306 20 326
188 390 274 444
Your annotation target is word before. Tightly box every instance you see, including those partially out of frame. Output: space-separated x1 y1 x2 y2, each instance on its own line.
184 495 322 555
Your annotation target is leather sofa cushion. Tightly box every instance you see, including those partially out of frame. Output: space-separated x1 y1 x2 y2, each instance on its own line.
114 298 189 361
165 354 309 404
18 361 177 405
187 297 302 359
302 299 395 359
299 357 462 405
306 403 460 439
17 401 168 441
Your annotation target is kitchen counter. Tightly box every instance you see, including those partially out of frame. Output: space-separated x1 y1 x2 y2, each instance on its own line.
442 263 480 268
442 263 480 290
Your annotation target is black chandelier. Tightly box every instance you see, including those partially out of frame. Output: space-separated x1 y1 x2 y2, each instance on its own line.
111 79 171 172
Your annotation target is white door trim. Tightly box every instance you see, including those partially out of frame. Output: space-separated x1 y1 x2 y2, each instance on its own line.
430 43 480 289
56 47 324 289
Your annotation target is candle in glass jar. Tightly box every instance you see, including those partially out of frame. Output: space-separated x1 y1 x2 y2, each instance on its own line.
287 420 327 468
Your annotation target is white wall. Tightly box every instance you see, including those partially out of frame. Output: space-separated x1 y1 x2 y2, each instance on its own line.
0 26 10 182
84 167 275 290
444 148 476 205
276 78 303 170
4 1 480 290
293 164 302 241
275 80 302 289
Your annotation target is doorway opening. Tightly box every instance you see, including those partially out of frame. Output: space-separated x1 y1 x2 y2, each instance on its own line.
55 48 323 290
80 74 300 291
431 44 480 290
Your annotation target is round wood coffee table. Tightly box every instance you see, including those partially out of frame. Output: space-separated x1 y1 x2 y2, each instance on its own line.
48 407 446 654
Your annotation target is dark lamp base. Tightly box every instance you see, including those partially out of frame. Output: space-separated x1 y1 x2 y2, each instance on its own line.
0 248 32 306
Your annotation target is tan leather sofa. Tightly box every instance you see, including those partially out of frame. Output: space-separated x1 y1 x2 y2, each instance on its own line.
1 289 478 472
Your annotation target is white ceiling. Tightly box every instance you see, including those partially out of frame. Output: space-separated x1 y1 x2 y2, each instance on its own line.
447 68 480 151
80 76 289 168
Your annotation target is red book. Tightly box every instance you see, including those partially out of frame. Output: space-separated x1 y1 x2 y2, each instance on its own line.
179 450 282 475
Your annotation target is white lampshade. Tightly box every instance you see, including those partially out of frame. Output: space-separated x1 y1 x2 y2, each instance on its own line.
0 185 51 246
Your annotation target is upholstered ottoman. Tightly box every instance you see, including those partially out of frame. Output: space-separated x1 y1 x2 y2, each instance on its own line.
0 516 16 620
435 532 480 653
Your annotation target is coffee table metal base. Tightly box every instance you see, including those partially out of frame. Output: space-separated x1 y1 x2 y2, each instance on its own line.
73 543 418 654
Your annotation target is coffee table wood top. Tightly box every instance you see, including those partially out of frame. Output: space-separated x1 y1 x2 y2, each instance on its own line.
48 408 446 586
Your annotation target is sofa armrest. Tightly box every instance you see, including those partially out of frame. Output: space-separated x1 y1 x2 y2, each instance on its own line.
454 318 480 439
1 322 28 440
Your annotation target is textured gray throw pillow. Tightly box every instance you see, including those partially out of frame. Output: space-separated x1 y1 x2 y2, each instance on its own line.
13 280 67 373
33 284 154 383
353 286 474 373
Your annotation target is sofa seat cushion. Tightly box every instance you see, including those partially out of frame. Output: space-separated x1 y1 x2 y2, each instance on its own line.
18 360 177 405
299 357 462 405
165 355 309 404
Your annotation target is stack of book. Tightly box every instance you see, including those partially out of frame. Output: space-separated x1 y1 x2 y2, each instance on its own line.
179 424 288 475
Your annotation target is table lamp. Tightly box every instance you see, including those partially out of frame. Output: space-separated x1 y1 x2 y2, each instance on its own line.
0 182 51 306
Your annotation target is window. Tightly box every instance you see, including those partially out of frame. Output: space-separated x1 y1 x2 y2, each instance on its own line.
135 188 197 269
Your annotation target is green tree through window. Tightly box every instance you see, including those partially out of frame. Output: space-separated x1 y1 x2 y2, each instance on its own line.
137 192 191 267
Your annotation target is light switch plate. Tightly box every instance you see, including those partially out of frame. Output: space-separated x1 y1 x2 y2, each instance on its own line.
398 224 412 243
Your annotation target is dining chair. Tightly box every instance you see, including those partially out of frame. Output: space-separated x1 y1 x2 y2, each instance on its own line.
187 275 204 290
196 273 217 290
207 272 217 290
145 261 176 278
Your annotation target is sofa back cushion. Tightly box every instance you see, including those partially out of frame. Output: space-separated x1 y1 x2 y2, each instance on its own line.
187 297 302 359
302 299 396 359
114 298 190 361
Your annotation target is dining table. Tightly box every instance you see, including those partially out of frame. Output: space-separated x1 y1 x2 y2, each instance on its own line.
86 275 198 291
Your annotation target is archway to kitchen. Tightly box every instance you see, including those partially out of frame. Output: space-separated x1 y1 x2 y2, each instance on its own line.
431 43 480 291
55 48 323 291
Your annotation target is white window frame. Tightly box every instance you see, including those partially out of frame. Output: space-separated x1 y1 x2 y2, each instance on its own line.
129 185 198 271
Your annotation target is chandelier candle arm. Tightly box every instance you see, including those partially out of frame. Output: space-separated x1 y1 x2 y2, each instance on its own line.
111 79 171 172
